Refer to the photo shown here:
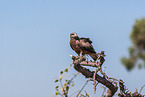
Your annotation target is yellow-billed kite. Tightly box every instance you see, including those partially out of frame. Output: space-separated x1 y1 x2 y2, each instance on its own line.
70 32 98 61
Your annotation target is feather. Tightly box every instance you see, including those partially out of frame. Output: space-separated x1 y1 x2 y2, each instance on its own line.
70 32 98 61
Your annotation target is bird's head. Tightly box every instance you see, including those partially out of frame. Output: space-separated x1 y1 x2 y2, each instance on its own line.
70 32 78 38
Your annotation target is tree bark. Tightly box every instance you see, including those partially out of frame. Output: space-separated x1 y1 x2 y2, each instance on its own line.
73 56 118 97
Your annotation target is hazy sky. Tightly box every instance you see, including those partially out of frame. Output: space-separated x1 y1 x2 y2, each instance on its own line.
0 0 145 97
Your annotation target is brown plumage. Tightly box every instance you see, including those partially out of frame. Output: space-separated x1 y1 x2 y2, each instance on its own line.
69 32 81 56
70 32 98 61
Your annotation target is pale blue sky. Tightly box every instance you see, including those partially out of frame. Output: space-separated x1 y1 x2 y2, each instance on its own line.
0 0 145 97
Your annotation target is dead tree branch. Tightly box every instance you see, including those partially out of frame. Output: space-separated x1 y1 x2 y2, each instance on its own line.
72 55 118 97
118 80 144 97
70 51 144 97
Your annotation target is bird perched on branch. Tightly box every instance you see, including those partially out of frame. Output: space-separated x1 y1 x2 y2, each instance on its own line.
70 32 98 61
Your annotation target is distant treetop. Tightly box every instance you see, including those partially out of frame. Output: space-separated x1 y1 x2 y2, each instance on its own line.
121 17 145 71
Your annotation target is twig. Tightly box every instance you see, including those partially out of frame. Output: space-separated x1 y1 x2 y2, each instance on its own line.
79 61 100 67
99 68 113 83
139 85 145 94
101 86 106 97
76 80 89 97
60 79 67 97
93 69 99 93
69 90 80 97
109 77 124 83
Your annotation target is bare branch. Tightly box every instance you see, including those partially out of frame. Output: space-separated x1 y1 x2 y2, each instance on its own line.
139 85 145 94
72 56 118 97
76 80 89 97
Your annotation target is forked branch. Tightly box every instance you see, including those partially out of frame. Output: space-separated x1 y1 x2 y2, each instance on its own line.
72 55 118 97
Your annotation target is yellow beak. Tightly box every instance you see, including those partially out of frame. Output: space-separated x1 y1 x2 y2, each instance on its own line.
74 33 77 36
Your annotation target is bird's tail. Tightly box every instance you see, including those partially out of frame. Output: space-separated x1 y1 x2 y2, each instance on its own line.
89 53 98 61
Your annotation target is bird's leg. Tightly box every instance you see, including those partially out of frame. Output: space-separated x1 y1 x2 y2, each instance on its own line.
80 51 84 58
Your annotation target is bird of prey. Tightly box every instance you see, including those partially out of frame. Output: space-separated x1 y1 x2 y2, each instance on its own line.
70 32 98 61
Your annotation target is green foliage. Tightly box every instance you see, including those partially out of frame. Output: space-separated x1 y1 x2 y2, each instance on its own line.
121 17 145 70
130 18 145 49
54 65 74 97
54 64 91 97
54 65 81 97
121 57 136 70
55 79 59 83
